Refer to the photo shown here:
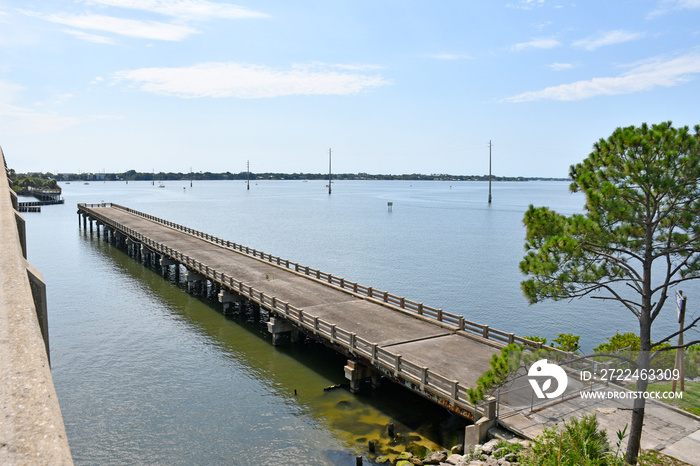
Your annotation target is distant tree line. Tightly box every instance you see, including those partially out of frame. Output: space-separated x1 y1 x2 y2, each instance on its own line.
10 168 568 183
7 169 59 193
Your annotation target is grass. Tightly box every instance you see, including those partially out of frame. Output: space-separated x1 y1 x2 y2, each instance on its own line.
628 380 700 416
637 449 693 466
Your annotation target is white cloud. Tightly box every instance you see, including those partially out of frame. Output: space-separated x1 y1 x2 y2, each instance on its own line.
548 62 575 71
62 28 116 44
0 80 25 102
506 0 546 10
21 1 267 43
0 102 80 135
35 13 197 41
573 30 646 51
512 38 561 51
648 0 700 18
505 49 700 102
113 62 391 98
84 0 269 20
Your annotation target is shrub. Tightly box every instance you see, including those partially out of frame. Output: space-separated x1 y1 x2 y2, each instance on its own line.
521 414 615 466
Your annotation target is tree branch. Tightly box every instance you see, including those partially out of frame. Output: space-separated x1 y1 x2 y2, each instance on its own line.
651 315 700 348
651 340 700 361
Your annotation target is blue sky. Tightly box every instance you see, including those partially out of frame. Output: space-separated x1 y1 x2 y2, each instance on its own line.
1 0 699 177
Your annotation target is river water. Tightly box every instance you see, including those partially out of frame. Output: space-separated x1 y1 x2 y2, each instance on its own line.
22 180 695 464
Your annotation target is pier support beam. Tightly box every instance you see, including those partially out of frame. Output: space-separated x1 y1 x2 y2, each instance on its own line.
160 256 176 277
141 245 155 265
464 397 497 447
344 360 373 394
185 269 204 294
218 289 242 315
114 231 123 247
267 316 294 346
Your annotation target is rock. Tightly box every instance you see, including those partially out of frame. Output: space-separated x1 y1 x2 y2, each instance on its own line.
396 461 411 466
480 439 501 455
467 462 485 466
406 444 431 459
422 450 448 464
488 426 516 442
470 445 483 458
501 453 518 463
375 455 390 463
446 454 464 464
451 444 465 455
410 458 424 466
398 452 414 460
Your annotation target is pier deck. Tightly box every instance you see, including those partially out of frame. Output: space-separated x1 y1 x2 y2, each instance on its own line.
78 203 503 419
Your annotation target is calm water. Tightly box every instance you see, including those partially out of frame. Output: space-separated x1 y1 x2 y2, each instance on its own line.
23 180 696 464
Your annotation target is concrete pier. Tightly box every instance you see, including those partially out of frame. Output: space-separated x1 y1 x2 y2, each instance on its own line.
1 149 72 464
76 202 700 457
77 202 500 422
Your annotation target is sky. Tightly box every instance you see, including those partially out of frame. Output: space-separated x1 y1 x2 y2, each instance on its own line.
1 0 699 177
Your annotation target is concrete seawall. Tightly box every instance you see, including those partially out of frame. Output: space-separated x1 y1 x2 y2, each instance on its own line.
0 149 72 464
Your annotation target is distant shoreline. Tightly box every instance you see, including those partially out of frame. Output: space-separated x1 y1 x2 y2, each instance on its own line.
34 171 569 183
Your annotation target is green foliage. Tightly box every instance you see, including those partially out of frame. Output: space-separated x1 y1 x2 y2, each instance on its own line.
594 332 640 353
521 122 700 312
492 441 523 459
552 333 581 353
592 332 690 374
8 172 59 192
525 335 547 345
467 344 523 405
522 414 616 466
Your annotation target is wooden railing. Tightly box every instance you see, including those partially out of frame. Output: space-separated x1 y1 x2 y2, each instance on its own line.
78 203 482 416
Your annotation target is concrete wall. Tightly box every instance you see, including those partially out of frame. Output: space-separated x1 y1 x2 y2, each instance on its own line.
0 149 73 464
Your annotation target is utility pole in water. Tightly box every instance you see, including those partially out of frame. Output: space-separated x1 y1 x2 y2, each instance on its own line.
488 140 492 204
328 148 332 195
247 160 250 190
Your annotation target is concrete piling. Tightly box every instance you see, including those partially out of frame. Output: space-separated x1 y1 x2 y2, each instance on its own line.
267 316 294 346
